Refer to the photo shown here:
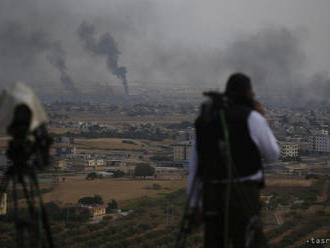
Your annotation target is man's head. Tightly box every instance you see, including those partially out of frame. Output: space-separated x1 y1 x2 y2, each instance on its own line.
225 73 254 99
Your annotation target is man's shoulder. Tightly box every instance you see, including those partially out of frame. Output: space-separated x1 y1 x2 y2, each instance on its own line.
248 110 271 134
248 110 266 123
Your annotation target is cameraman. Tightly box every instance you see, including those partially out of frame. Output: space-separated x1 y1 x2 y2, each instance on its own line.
188 73 280 248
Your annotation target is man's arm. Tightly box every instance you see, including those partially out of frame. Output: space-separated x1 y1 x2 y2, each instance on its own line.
187 139 200 207
248 110 280 162
187 140 203 229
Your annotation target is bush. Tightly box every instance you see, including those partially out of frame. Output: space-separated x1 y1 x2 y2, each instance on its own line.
61 207 90 223
86 172 98 180
134 164 155 178
110 170 125 178
78 194 104 205
316 210 325 216
107 199 118 210
152 184 161 190
122 140 136 145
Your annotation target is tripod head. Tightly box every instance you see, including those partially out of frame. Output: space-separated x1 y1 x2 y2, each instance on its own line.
6 104 52 171
7 105 31 140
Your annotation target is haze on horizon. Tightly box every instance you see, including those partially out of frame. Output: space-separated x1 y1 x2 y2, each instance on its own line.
0 0 329 102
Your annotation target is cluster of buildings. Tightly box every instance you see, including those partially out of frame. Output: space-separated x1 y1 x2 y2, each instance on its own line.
308 135 330 153
267 107 330 159
170 134 329 165
54 137 131 171
278 132 330 160
279 142 299 159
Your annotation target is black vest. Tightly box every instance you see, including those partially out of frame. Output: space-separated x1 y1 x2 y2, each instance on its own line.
225 104 262 178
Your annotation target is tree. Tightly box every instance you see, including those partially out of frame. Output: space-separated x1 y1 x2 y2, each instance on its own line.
86 172 97 180
94 194 104 205
78 194 104 205
134 164 155 178
107 199 118 211
110 170 125 178
152 184 161 190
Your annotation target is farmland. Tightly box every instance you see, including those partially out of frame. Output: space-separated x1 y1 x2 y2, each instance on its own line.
42 177 186 205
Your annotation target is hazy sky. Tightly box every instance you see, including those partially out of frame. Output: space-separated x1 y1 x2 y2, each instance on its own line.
63 0 330 72
0 0 329 95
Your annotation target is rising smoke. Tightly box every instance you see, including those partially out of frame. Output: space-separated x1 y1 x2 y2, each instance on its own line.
222 28 305 94
0 21 77 93
219 28 330 104
0 0 329 105
77 21 129 96
47 42 78 93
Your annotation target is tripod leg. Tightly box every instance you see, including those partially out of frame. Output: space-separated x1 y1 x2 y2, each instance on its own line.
12 177 25 248
28 175 38 248
19 174 35 218
31 171 54 248
175 173 201 248
41 204 54 248
20 173 40 248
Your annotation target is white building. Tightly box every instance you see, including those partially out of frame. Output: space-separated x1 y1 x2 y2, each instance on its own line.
320 129 329 135
308 135 330 153
88 160 96 167
96 159 105 166
280 142 299 158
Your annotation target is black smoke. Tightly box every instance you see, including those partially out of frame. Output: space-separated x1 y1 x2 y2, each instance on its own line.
306 72 330 104
77 21 129 96
221 28 305 94
0 0 329 105
0 21 50 82
220 28 329 105
0 21 77 93
47 42 78 93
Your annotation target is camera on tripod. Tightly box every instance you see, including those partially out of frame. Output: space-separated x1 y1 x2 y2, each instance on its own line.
0 82 54 248
0 83 52 171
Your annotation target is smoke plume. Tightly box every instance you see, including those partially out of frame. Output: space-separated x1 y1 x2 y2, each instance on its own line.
78 21 129 96
221 28 305 94
0 21 77 93
0 0 329 105
0 21 50 81
47 42 78 93
220 28 330 105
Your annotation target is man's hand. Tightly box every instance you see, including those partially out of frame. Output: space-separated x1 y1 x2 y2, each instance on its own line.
254 100 265 116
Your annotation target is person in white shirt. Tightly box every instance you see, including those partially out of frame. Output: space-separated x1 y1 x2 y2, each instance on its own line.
187 73 280 248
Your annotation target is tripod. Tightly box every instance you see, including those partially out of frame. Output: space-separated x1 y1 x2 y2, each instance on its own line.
0 105 54 248
175 92 232 248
